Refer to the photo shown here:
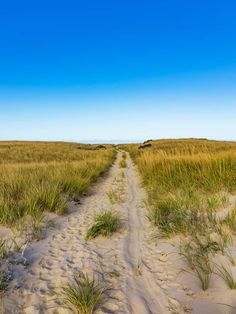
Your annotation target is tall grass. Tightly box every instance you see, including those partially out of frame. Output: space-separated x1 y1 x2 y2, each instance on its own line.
124 139 236 237
0 142 115 226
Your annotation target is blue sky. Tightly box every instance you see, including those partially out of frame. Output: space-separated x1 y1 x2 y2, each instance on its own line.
0 0 236 142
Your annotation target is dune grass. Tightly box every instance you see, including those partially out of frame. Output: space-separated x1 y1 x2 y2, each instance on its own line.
123 139 236 237
0 240 9 259
0 142 115 227
61 272 108 314
123 139 236 290
225 250 236 266
216 264 236 289
179 234 218 290
224 206 236 233
86 211 121 240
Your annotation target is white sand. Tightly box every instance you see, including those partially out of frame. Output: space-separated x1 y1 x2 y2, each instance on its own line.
3 152 236 313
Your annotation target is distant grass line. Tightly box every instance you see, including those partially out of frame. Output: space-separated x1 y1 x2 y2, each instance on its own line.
0 142 116 226
0 141 114 164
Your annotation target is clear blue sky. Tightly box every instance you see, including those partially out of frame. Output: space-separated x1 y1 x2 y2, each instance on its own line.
0 0 236 142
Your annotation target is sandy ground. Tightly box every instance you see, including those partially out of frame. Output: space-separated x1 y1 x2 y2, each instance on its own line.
3 152 236 313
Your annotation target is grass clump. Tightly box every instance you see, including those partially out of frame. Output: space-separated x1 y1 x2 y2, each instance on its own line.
0 239 9 258
106 189 123 204
61 272 107 314
225 251 236 266
86 211 121 240
179 224 235 291
206 193 228 210
119 150 128 168
148 190 223 237
179 235 216 290
119 160 127 168
224 206 236 233
217 227 232 254
216 264 236 289
194 255 213 291
148 194 187 236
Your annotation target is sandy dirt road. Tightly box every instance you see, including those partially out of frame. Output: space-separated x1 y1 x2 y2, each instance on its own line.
4 152 235 314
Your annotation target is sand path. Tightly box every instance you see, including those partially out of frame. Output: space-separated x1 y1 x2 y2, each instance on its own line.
4 152 236 314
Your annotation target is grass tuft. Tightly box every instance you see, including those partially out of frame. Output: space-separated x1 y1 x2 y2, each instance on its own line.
179 235 216 290
216 264 236 289
86 211 121 240
119 160 127 168
106 189 123 204
0 239 9 258
224 206 236 232
61 272 107 314
225 251 236 266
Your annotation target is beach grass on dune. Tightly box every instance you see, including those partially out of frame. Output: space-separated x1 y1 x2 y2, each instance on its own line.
123 139 236 237
123 139 236 290
0 142 116 226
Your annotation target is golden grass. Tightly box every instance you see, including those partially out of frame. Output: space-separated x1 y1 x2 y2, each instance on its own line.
0 142 115 226
123 139 236 236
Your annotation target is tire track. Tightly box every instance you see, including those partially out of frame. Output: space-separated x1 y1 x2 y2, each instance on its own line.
120 154 170 314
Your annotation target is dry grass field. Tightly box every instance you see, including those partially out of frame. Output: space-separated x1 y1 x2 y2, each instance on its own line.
0 142 115 227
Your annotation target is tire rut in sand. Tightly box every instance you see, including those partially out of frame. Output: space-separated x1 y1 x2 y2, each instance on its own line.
120 154 171 314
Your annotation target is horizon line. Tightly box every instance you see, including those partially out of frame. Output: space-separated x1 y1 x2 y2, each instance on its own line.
0 137 236 144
